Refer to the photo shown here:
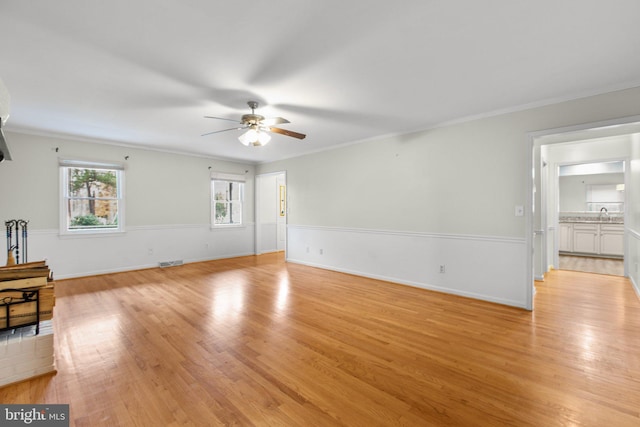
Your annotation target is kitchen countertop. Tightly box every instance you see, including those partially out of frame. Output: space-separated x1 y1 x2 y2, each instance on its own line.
559 218 623 224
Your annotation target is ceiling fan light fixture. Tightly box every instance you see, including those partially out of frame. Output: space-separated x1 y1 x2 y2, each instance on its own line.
238 127 271 146
206 100 305 145
238 128 271 147
257 131 271 146
238 128 257 146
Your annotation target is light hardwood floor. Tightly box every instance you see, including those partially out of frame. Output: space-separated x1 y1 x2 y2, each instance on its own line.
1 253 639 426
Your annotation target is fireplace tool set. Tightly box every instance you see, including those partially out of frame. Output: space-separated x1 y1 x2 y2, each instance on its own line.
5 219 28 266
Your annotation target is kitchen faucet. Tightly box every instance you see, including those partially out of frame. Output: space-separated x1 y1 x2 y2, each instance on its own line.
599 207 609 221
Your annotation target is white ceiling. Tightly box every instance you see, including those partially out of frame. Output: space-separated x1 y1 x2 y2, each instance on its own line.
2 1 640 164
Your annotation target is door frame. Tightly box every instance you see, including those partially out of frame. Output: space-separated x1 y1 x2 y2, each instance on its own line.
255 171 287 257
526 114 640 310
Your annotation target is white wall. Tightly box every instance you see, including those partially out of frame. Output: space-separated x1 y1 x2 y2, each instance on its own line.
0 132 256 278
629 133 640 295
258 86 640 309
287 225 527 307
559 173 624 212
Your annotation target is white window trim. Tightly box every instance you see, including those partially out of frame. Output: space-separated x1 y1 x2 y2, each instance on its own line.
211 172 245 228
59 158 126 236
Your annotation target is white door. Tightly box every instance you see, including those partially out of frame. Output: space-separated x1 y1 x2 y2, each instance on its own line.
276 173 286 252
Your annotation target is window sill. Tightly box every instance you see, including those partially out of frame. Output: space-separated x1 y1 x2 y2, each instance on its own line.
210 224 245 230
58 229 126 239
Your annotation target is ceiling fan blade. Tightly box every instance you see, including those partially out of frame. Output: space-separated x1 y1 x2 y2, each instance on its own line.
269 127 306 140
201 126 246 137
204 116 241 123
261 117 290 126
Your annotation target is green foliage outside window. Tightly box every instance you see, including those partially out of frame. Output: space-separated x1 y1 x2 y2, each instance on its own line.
66 167 120 230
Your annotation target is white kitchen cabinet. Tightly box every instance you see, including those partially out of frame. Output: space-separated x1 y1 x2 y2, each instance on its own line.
559 223 573 252
573 224 599 254
563 222 624 256
599 224 624 256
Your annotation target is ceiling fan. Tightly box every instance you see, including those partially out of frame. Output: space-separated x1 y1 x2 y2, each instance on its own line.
202 101 306 146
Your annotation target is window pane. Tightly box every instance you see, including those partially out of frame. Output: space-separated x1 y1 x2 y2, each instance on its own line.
68 199 119 229
211 180 244 226
62 165 122 232
67 168 118 198
213 181 229 201
214 202 229 224
230 202 242 224
229 182 242 201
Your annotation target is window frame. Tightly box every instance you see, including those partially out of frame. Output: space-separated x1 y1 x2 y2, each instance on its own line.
211 172 246 228
59 159 125 236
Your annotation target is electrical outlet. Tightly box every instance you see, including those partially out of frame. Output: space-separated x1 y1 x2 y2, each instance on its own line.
319 249 323 255
148 248 154 255
306 246 310 253
439 265 446 273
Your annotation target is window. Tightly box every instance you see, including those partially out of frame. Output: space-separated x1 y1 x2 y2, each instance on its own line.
60 159 124 233
211 172 245 226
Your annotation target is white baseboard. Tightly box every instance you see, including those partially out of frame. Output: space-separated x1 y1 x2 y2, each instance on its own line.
287 257 527 308
629 228 640 299
631 274 640 300
287 225 528 308
21 225 256 279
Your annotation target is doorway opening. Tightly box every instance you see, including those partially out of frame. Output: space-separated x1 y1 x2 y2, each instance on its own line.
255 171 287 257
555 160 625 276
527 116 640 310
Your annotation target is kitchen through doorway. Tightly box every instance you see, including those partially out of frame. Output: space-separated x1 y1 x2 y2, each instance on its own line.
555 160 625 276
529 116 640 311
